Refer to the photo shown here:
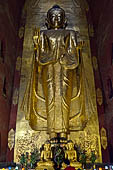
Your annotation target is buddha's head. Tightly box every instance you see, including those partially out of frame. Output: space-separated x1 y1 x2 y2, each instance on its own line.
68 141 74 150
44 143 51 151
46 5 67 29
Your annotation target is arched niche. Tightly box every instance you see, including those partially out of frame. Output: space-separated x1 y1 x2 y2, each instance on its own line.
14 0 102 163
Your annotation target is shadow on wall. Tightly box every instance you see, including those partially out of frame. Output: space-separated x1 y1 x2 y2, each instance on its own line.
108 143 113 162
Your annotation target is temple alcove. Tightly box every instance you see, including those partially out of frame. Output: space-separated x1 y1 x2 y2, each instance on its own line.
14 0 102 163
0 0 113 163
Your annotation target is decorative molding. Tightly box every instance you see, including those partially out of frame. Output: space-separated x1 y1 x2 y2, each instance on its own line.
92 56 98 71
100 127 107 150
8 129 15 151
18 26 24 39
16 56 21 71
12 88 19 106
15 131 49 162
96 88 103 106
74 130 101 161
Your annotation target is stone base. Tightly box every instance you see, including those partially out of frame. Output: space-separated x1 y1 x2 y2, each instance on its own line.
71 162 82 169
36 165 54 170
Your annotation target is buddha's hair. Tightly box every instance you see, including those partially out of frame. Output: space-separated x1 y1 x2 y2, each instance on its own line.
47 5 65 18
52 5 60 8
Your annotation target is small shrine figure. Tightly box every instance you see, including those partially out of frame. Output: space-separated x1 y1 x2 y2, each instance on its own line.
37 143 54 168
65 141 77 162
63 141 81 169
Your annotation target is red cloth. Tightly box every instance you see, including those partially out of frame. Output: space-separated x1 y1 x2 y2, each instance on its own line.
64 166 75 170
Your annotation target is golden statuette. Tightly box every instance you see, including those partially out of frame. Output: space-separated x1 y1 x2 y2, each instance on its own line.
63 141 82 169
37 143 53 167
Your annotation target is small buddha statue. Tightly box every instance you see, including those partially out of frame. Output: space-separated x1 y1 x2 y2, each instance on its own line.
63 141 81 169
65 141 77 162
37 143 54 168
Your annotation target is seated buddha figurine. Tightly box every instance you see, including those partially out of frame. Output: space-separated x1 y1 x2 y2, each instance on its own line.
37 143 54 168
63 141 81 168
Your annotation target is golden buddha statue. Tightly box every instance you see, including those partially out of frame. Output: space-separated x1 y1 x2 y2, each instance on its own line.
65 142 77 162
37 143 54 168
22 5 86 139
63 141 81 169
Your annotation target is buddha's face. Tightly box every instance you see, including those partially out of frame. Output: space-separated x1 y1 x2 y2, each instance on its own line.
47 9 65 29
68 143 74 150
44 143 50 151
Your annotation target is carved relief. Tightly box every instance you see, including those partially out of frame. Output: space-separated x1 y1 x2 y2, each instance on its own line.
96 88 103 106
15 131 49 162
8 129 15 151
12 88 19 106
75 130 100 161
100 127 107 150
19 26 24 39
16 56 21 71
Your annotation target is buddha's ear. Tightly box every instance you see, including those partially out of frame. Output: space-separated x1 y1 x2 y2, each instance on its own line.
45 18 50 29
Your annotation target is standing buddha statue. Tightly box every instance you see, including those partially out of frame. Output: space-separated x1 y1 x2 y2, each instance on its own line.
22 5 85 139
